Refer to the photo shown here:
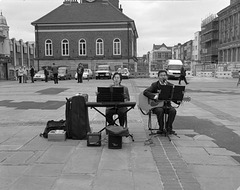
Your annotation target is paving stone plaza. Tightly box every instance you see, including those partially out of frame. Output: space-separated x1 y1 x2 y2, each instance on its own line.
0 77 240 190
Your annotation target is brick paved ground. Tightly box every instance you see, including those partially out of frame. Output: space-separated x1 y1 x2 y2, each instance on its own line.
0 77 240 190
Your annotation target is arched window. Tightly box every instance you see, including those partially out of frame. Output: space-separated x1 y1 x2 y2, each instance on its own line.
79 39 86 56
113 38 121 55
61 39 69 56
45 39 53 56
96 38 104 55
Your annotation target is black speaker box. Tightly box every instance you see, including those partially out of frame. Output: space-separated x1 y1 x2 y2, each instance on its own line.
87 132 101 146
108 134 122 149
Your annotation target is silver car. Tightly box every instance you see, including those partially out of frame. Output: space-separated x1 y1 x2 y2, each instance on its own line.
75 69 93 79
117 68 130 79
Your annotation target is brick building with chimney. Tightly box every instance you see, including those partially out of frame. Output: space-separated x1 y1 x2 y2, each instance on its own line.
31 0 138 75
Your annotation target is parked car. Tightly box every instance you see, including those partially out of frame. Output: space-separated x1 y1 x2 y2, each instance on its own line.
74 69 93 80
95 65 112 79
83 69 93 79
33 70 44 81
33 70 53 81
117 68 130 79
58 66 71 80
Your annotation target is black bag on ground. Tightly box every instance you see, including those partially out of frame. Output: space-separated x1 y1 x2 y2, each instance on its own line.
105 125 130 137
65 94 91 140
40 119 66 138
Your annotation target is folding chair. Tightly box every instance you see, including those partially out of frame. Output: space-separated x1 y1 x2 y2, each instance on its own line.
138 92 172 141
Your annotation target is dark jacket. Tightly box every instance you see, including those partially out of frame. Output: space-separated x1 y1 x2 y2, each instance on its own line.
143 80 174 107
44 69 48 76
77 66 84 74
30 68 35 77
52 66 58 74
180 67 186 76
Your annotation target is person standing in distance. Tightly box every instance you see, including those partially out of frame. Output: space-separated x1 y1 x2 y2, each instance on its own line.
18 66 23 83
77 63 84 83
237 71 240 87
44 67 48 82
23 66 28 83
52 63 58 84
30 66 35 83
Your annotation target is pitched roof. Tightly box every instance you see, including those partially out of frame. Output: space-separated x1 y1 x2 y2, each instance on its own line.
153 43 167 50
153 43 172 51
31 1 133 25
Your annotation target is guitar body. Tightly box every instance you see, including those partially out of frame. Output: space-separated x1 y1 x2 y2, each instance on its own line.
138 92 164 114
138 92 191 114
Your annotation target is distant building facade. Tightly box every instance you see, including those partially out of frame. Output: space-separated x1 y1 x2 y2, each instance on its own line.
218 0 240 71
137 55 148 73
183 40 193 69
9 39 35 80
172 43 181 60
192 31 201 74
31 0 138 75
148 43 172 77
200 14 219 71
0 12 10 80
0 12 35 80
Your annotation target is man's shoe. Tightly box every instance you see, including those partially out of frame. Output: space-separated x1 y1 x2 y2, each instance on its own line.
169 130 176 135
156 129 164 134
157 130 163 135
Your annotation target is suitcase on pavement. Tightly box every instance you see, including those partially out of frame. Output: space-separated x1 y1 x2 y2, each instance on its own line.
65 93 90 140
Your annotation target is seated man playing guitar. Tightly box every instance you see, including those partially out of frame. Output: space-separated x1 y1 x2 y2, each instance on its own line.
143 69 179 135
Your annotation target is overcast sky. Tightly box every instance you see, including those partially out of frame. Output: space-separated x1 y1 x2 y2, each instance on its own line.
0 0 230 56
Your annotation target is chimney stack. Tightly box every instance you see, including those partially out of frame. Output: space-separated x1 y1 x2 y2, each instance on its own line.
119 4 123 12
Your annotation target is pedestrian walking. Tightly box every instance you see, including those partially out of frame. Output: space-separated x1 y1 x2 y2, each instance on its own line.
44 68 48 82
52 63 58 84
77 63 84 83
179 66 189 85
237 71 240 87
30 66 35 83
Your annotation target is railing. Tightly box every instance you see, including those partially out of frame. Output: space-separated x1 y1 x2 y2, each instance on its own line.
215 71 232 78
130 72 149 78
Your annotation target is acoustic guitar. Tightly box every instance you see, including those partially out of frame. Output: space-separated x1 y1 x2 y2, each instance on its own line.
138 92 191 114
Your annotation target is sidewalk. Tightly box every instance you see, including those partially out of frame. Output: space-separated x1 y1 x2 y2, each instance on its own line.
0 78 240 190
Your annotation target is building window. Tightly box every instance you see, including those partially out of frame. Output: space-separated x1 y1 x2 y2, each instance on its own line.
113 38 121 55
61 39 69 56
96 38 104 55
16 41 21 52
23 44 28 54
79 39 86 56
45 39 53 56
30 47 34 55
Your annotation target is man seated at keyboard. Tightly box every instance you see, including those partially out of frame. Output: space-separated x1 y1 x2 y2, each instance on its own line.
106 72 130 126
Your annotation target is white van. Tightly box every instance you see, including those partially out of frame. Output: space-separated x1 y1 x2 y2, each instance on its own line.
95 65 112 79
166 59 183 79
